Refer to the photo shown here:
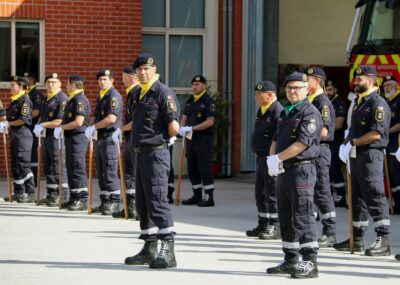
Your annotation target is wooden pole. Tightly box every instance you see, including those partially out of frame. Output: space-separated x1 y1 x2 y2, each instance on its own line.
3 131 12 202
87 139 93 214
36 136 42 206
346 162 354 254
383 151 394 214
175 136 185 206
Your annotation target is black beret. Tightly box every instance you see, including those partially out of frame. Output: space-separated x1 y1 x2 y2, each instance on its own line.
69 74 84 82
10 75 29 85
96 68 113 80
133 53 156 69
305 66 326 81
283 72 308 86
123 66 136 74
45 72 60 82
254 80 276 92
353 66 377 77
326 79 336 88
191 75 207 84
382 75 398 84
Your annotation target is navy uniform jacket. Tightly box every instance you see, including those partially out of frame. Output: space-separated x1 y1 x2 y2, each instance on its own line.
62 92 90 135
251 100 284 154
40 91 67 136
349 90 391 149
330 94 347 144
387 92 400 144
183 92 216 137
27 86 43 127
0 100 6 117
124 85 140 139
131 80 180 147
275 99 322 161
310 92 335 142
93 87 123 136
6 95 32 127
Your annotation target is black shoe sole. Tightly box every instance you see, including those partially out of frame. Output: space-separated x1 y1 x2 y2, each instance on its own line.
291 271 319 279
364 250 391 256
149 260 177 269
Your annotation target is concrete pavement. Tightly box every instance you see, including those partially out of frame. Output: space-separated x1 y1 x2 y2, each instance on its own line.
0 177 399 285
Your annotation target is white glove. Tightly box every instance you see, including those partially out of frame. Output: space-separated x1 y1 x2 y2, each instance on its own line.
85 126 96 140
178 126 193 137
168 136 177 147
266 155 283 176
33 124 44 138
395 148 400 162
112 128 121 145
54 126 63 139
339 142 352 163
344 129 350 140
0 121 9 133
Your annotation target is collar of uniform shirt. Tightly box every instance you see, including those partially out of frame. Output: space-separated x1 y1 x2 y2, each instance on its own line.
27 85 36 94
10 91 26 102
261 98 276 115
99 86 112 101
47 89 61 101
193 89 207 103
284 97 307 114
356 87 378 105
139 74 160 101
308 88 324 103
330 94 339 102
388 90 400 102
68 89 84 101
125 82 139 95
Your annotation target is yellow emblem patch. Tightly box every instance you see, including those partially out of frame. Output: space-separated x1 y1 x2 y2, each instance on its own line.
321 105 330 121
147 58 154 65
77 102 84 112
21 104 29 116
307 67 314 74
210 103 216 112
60 103 66 113
256 83 263 91
356 67 362 75
105 70 110 75
375 107 384 122
111 97 118 109
167 100 176 112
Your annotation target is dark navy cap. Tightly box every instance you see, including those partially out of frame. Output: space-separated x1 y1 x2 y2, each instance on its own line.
123 66 136 74
354 66 377 77
382 74 398 84
254 80 276 92
96 68 113 80
306 66 326 81
283 72 308 86
326 79 337 88
45 72 60 82
191 75 207 84
133 53 156 69
68 74 84 82
10 75 29 85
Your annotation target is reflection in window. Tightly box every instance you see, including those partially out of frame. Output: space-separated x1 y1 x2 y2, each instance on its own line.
171 0 204 28
142 0 166 27
169 35 202 87
16 23 39 79
0 22 11 81
142 34 166 82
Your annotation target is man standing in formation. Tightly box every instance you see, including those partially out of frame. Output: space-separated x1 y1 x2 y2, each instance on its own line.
246 81 283 240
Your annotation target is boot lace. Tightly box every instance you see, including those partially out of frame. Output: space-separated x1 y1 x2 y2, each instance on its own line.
370 236 382 249
297 261 314 272
266 225 275 234
156 241 168 260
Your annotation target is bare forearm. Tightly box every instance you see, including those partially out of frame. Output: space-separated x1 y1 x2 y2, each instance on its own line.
192 117 215 131
389 123 400 134
9 119 26 126
352 130 381 146
121 122 132 132
168 120 179 137
277 142 307 161
42 119 62 129
94 114 117 129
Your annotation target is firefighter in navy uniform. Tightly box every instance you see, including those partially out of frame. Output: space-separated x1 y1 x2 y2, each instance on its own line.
113 67 139 219
382 75 400 214
55 75 90 211
305 67 337 248
335 66 391 256
124 53 180 269
2 76 36 203
246 81 284 240
266 72 322 279
24 72 43 186
179 75 216 207
34 73 69 207
85 69 123 216
325 80 347 207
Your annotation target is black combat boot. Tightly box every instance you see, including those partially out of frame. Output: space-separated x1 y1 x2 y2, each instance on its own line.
149 240 177 269
291 256 318 279
246 217 269 237
198 191 215 207
125 241 158 265
68 200 88 211
266 261 298 275
395 253 400 261
364 235 391 256
167 186 174 204
101 202 120 216
333 236 364 252
258 224 281 240
4 193 21 202
46 195 59 207
16 193 35 203
112 198 137 219
182 189 202 205
318 235 336 248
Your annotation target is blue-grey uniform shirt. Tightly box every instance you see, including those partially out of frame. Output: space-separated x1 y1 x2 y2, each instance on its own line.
275 99 322 160
310 92 335 142
349 90 390 149
387 92 400 143
124 85 140 139
27 86 43 127
6 95 32 126
93 87 123 136
330 94 347 144
183 92 216 137
40 91 67 136
131 80 180 146
251 100 284 154
62 92 90 135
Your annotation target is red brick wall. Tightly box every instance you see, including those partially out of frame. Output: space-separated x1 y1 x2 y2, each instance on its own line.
0 0 142 176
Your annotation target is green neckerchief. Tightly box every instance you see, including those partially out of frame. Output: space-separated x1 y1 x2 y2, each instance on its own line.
284 98 307 114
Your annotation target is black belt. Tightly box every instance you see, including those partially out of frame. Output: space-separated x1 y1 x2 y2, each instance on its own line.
134 143 168 154
283 159 313 169
97 131 114 140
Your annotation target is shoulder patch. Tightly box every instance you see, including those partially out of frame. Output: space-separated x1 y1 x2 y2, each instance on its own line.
111 97 118 109
375 106 384 122
60 102 66 113
77 102 84 112
307 119 317 133
321 105 330 121
167 96 177 112
21 103 29 116
210 103 216 112
35 95 42 104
